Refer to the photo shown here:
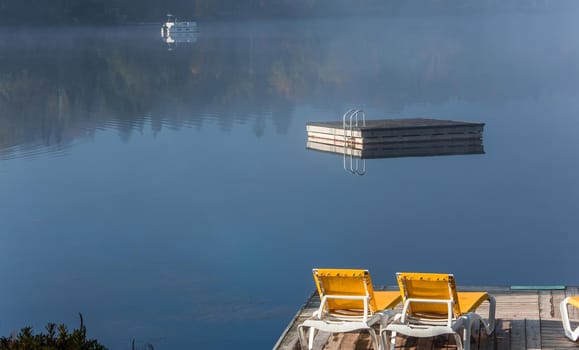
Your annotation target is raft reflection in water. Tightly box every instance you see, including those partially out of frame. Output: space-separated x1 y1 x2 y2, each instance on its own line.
306 138 485 176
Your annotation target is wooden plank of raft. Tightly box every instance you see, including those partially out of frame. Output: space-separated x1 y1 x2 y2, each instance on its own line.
306 131 482 145
307 118 484 130
307 125 484 140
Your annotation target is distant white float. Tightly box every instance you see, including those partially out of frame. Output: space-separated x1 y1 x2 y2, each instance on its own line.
161 14 198 46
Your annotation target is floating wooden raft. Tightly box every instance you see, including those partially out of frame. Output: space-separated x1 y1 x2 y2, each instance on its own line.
306 118 484 156
274 285 579 350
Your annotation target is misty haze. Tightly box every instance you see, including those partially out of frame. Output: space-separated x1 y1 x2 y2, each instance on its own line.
1 1 579 349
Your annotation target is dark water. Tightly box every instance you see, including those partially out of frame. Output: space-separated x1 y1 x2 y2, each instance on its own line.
1 13 579 349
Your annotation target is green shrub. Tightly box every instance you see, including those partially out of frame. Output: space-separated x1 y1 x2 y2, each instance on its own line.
0 313 107 350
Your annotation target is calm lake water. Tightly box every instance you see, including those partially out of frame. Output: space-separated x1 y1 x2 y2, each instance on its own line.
1 12 579 349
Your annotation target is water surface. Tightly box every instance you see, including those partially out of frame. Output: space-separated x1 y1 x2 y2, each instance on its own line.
1 13 579 349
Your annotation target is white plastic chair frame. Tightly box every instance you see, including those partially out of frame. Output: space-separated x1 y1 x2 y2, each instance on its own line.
298 294 393 350
384 299 493 350
382 277 495 350
560 297 579 341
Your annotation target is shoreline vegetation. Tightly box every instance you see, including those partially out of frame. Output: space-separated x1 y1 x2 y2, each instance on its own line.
0 314 106 350
0 0 577 25
0 313 155 350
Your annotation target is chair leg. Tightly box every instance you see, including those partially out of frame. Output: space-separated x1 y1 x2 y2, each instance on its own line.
368 328 380 350
379 329 390 350
297 325 317 350
462 321 471 350
390 332 396 349
377 310 394 350
297 325 307 350
560 298 579 341
453 332 464 350
390 331 397 349
308 327 315 349
486 295 497 335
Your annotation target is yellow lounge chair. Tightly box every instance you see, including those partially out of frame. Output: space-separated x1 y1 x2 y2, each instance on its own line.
298 268 402 350
560 296 579 341
382 272 496 350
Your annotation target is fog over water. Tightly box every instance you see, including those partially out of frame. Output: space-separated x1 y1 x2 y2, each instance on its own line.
1 5 579 349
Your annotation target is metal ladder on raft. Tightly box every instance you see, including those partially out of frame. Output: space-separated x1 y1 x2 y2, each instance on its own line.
342 109 366 176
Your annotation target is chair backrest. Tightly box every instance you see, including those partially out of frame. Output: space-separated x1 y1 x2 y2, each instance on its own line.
313 268 378 314
396 272 462 318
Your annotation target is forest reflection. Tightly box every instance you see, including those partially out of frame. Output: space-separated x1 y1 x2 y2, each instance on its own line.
1 15 578 160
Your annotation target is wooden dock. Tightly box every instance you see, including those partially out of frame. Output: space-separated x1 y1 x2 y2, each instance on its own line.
274 286 579 350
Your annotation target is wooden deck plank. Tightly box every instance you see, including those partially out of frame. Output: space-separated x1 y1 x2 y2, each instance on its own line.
540 320 577 349
495 319 511 350
511 320 527 349
539 290 560 320
522 291 541 350
526 319 541 350
311 331 332 349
